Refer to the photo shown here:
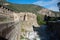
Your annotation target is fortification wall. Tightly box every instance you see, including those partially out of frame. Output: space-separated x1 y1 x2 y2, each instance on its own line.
0 21 21 40
0 5 39 40
0 6 21 40
16 12 39 40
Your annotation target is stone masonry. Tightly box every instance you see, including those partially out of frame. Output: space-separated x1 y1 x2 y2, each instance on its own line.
0 5 21 40
0 5 39 40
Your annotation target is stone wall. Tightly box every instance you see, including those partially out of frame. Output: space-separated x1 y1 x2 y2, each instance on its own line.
0 21 21 40
19 12 38 25
0 6 21 40
0 5 39 40
17 12 39 40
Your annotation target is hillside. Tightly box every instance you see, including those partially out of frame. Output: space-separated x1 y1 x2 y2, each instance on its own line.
4 4 43 13
4 3 59 13
0 0 59 14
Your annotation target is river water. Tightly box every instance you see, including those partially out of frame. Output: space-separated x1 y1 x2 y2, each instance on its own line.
25 25 50 40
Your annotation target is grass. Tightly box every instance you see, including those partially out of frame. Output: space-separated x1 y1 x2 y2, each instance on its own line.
37 14 46 25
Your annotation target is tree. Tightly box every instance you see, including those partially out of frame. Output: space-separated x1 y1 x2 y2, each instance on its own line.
57 2 60 11
57 2 60 16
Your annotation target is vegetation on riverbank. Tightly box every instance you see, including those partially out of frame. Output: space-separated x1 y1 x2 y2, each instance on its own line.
37 14 46 25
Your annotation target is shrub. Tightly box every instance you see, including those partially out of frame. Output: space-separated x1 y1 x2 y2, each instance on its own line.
37 14 46 25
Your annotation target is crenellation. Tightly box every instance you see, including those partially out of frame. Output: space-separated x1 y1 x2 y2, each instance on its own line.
0 5 14 14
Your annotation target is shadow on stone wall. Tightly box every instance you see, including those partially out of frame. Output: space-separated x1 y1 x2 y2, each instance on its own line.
0 22 15 40
0 36 8 40
46 21 60 40
2 25 15 38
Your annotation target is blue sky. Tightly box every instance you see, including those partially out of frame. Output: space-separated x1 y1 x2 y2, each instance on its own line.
7 0 59 11
7 0 38 4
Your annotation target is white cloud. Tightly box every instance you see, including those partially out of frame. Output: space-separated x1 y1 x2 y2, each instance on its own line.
32 0 59 11
48 6 59 11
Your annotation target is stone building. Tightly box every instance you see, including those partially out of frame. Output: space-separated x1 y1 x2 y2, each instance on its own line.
0 5 39 40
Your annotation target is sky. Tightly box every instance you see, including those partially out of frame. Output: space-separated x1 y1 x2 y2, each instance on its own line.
7 0 60 12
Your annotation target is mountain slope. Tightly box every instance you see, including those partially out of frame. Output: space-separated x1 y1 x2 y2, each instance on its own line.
0 0 59 14
3 3 59 16
0 0 42 13
4 4 43 13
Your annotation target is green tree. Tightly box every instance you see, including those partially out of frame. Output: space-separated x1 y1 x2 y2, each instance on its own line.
37 14 46 25
57 2 60 16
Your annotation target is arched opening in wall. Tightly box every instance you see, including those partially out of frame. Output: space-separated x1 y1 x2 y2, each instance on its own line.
24 15 26 21
0 5 2 7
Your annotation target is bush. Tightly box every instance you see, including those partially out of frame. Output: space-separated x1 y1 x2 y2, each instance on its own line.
37 14 46 25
